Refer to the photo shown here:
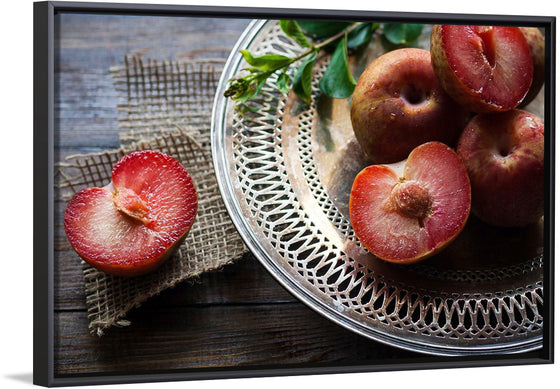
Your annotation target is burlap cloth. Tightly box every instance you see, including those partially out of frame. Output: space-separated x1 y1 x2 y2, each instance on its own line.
56 55 247 335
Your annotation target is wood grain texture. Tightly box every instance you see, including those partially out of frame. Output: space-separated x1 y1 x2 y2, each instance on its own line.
53 12 419 377
54 305 420 376
54 13 249 149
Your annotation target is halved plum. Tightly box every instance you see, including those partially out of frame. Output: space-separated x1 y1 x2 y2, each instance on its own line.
349 142 471 264
64 150 198 277
431 25 533 113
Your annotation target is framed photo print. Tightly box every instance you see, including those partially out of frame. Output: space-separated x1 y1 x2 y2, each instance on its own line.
34 1 555 386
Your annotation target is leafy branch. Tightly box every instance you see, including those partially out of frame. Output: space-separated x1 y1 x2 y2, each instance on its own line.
224 21 423 110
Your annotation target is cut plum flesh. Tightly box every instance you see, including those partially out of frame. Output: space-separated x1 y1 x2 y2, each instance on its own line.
436 25 533 111
349 142 471 264
111 150 198 239
64 150 198 276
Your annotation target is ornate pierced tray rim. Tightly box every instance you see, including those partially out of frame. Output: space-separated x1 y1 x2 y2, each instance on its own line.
211 19 543 356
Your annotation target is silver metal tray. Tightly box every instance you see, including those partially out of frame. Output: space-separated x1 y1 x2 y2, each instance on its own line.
211 20 544 356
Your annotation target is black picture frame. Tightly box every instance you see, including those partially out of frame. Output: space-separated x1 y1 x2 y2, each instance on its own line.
34 1 555 387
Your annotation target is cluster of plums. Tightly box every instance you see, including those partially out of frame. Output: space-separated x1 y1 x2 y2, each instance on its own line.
349 25 545 264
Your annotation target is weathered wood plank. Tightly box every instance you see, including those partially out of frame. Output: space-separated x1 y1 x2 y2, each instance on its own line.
55 13 250 68
54 305 419 376
54 14 249 148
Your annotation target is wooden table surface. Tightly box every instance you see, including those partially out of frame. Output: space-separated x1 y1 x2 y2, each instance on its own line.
53 12 427 378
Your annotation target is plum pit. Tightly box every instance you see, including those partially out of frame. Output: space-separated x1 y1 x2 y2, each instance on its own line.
113 187 151 225
389 180 432 220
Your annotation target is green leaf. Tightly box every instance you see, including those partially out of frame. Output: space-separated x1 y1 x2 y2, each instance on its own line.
293 51 317 104
279 20 312 48
319 33 356 99
347 23 379 49
383 23 424 45
296 21 351 39
276 71 290 94
235 102 260 115
250 75 269 100
240 50 293 72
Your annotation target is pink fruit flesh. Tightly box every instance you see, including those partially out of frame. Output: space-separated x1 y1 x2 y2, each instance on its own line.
64 150 198 276
436 25 533 111
349 142 471 263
